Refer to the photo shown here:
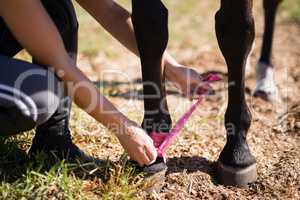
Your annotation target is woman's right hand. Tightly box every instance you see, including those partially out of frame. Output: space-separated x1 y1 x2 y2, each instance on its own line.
116 122 157 166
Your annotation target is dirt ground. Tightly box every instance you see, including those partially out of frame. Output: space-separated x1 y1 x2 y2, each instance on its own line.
158 18 300 200
0 2 299 200
72 6 300 200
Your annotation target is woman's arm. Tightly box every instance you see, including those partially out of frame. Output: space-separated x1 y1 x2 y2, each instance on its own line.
76 0 204 98
76 0 179 67
0 0 156 166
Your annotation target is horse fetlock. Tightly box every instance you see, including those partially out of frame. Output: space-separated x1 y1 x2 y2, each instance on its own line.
219 138 256 168
142 113 172 134
225 104 252 135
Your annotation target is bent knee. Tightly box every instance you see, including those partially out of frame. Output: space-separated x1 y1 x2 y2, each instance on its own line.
0 68 62 133
0 85 39 135
19 70 62 125
0 85 60 135
31 90 60 125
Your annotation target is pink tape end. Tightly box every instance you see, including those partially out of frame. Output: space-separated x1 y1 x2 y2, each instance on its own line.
197 84 212 95
197 74 221 95
203 74 221 82
150 132 168 163
156 148 167 163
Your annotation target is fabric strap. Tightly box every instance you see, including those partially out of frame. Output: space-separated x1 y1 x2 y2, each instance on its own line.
150 74 221 162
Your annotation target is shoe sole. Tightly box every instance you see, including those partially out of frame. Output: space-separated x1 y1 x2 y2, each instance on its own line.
143 167 167 194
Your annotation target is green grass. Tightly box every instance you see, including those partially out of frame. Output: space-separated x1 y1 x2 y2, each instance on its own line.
0 161 83 200
74 0 218 59
282 0 300 21
0 134 83 200
15 0 299 61
0 135 145 200
0 104 149 199
17 0 218 61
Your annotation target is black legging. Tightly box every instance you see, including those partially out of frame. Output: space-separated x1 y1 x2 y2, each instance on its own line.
0 0 78 136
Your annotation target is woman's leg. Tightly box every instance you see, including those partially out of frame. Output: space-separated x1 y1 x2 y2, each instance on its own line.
0 16 59 135
29 0 96 162
30 0 78 147
0 55 60 136
0 0 97 163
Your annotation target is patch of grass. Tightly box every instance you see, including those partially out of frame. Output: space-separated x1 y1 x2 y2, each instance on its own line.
14 1 219 61
98 161 144 200
282 0 300 21
74 0 219 59
0 123 146 200
0 136 139 200
74 0 130 59
164 0 218 49
0 161 83 200
0 135 84 200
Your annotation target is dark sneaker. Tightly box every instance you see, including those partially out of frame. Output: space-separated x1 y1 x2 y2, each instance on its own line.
128 157 167 193
142 157 167 193
131 132 168 193
28 129 103 165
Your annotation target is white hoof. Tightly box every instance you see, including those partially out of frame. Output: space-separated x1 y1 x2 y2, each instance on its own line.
253 62 281 103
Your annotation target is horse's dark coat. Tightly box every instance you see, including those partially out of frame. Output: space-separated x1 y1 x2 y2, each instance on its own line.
260 0 282 66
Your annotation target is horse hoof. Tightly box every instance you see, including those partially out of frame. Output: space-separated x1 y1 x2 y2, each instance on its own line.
217 161 257 188
253 62 281 103
253 88 280 103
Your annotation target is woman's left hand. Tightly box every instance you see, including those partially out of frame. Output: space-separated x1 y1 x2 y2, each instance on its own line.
166 65 211 100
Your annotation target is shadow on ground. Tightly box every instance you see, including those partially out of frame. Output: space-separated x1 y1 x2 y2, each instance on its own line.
93 71 228 100
0 137 110 184
167 156 218 185
0 137 30 183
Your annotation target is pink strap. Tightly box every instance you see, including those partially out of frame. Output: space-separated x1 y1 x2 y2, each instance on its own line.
150 132 168 162
150 74 221 162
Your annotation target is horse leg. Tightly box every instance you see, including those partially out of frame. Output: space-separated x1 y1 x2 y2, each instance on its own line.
245 39 255 75
215 0 257 187
131 0 171 136
131 0 171 190
254 0 282 102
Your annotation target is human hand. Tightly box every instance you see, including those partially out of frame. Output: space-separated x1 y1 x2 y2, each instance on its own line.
166 65 212 100
116 122 157 166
